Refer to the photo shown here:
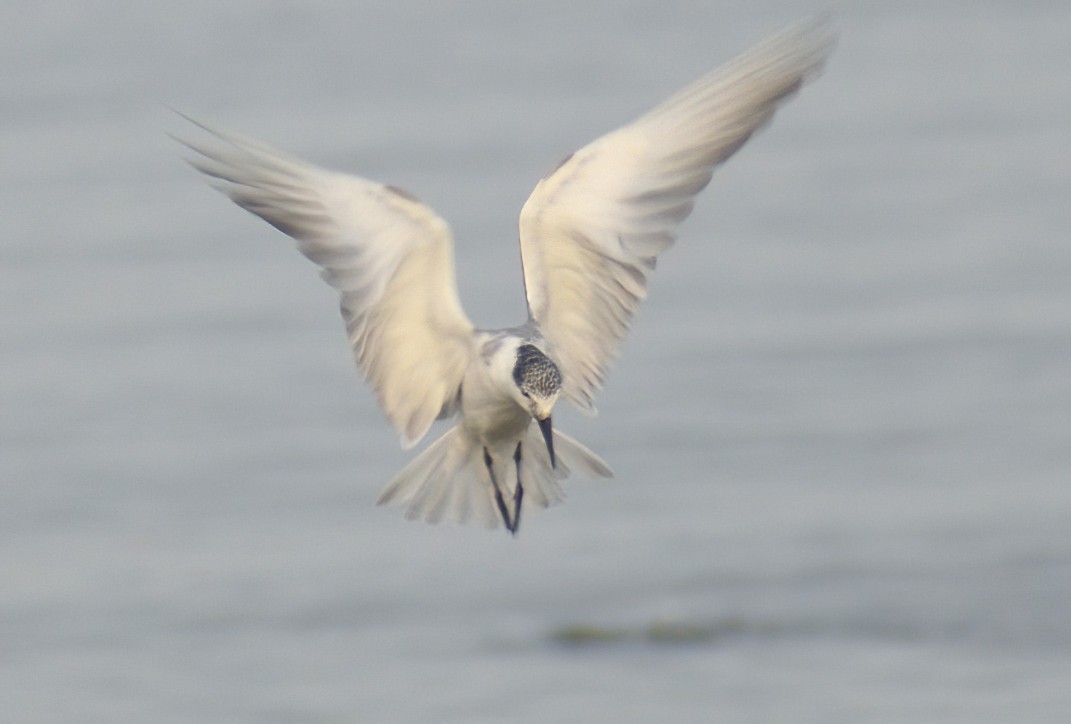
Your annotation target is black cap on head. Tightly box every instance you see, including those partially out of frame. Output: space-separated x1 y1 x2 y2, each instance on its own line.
512 344 562 399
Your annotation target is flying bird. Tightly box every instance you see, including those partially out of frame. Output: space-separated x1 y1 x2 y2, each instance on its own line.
177 19 833 535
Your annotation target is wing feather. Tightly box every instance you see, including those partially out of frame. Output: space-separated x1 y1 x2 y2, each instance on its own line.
178 121 474 447
518 19 834 411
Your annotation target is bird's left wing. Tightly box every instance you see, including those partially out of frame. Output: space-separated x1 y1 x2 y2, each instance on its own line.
518 19 834 412
179 121 474 447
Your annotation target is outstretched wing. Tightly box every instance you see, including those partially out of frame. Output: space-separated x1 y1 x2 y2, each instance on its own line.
178 121 474 447
518 19 834 411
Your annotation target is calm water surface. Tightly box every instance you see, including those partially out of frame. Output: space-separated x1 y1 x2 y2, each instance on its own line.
3 1 1071 722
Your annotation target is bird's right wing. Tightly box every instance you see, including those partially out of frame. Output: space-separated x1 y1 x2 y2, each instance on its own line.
178 121 474 448
518 19 833 412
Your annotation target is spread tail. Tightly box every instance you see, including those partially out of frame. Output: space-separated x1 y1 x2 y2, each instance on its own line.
376 424 613 530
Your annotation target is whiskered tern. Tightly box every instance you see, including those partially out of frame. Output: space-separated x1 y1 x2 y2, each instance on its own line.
178 19 833 534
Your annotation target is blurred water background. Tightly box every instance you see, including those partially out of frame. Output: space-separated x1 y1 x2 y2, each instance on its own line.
3 1 1071 721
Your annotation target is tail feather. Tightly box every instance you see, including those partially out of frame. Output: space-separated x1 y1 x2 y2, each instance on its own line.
376 424 614 530
376 427 497 528
553 429 615 479
404 436 472 524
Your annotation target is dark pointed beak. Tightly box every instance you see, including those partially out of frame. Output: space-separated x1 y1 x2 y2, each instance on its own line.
537 415 555 469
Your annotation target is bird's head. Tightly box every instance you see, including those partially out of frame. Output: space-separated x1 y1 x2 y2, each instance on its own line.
512 343 562 466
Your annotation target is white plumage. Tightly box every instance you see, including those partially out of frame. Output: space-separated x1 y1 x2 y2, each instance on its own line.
178 19 833 534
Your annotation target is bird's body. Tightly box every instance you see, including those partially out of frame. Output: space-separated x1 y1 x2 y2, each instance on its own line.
463 331 543 451
178 19 833 534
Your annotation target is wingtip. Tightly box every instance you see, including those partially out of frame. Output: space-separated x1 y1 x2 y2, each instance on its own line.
398 426 428 450
167 107 224 137
779 12 840 65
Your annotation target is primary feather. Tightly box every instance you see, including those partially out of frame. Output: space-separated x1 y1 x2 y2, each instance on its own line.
518 18 833 411
180 120 473 447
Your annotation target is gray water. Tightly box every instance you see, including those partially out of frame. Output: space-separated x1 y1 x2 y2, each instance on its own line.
4 1 1071 722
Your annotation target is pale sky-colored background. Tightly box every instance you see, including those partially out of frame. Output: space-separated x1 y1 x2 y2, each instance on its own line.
4 2 1071 721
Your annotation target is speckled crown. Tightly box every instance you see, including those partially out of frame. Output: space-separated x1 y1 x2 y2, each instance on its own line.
512 344 562 399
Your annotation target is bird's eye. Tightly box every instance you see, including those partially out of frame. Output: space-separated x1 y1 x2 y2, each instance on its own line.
521 390 530 398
